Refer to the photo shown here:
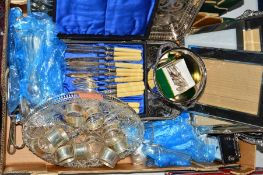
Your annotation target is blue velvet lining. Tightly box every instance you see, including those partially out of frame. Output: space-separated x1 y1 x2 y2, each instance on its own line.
64 43 145 114
56 0 156 36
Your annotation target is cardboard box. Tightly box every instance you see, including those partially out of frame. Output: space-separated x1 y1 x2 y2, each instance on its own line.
1 116 255 174
1 116 256 174
0 0 259 174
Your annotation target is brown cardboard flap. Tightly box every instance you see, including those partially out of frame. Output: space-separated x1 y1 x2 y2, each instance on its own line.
4 163 219 174
238 140 256 169
1 1 258 174
230 168 255 175
2 79 256 173
2 95 253 175
3 117 227 174
0 0 10 174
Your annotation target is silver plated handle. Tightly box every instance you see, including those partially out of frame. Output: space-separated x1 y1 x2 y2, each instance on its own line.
7 115 25 155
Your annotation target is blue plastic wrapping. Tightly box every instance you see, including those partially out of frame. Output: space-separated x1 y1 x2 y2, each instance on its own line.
8 66 20 113
143 112 216 167
8 7 65 111
143 144 191 167
7 8 23 113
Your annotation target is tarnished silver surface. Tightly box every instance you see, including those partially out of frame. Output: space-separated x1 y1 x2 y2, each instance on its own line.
86 113 104 131
29 0 53 15
73 143 88 160
237 9 263 19
56 145 74 164
22 92 144 168
145 42 182 118
64 103 86 128
150 0 205 41
100 147 119 168
46 127 69 148
86 140 104 160
64 116 86 128
238 133 263 147
112 138 129 156
131 144 146 165
30 139 45 157
104 130 124 146
65 103 83 117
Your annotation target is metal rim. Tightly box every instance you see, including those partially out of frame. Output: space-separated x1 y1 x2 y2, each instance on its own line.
153 47 207 109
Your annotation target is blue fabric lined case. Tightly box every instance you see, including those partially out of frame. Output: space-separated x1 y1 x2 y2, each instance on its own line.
55 0 157 38
55 0 158 116
64 43 145 114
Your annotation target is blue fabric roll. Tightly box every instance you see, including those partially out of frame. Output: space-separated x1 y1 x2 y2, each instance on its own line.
56 0 156 36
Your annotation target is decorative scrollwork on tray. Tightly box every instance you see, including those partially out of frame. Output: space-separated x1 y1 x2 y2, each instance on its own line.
30 0 54 15
237 9 263 20
146 43 181 118
147 93 180 118
150 0 205 41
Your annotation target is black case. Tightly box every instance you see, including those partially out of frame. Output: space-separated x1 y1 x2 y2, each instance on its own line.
51 0 159 118
188 15 263 128
30 0 206 119
193 14 263 51
2 1 263 174
214 134 241 164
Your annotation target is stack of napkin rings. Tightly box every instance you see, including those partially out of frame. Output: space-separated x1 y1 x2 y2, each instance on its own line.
30 103 129 168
